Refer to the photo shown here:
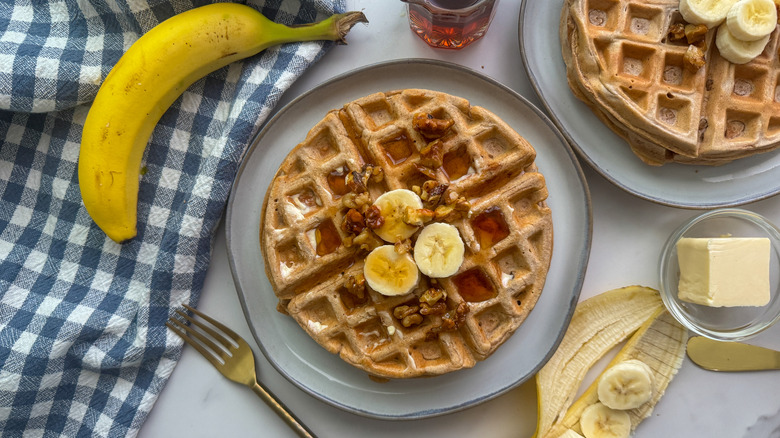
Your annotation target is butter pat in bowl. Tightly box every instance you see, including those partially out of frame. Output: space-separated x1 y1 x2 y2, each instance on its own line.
676 237 770 307
659 209 780 341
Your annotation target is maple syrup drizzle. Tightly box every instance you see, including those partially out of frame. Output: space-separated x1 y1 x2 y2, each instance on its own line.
327 168 350 197
380 133 413 165
453 268 497 302
315 220 341 256
471 206 510 249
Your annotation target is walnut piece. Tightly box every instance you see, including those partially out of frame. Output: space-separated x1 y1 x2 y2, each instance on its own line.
684 23 708 44
668 23 686 41
350 228 383 252
420 180 448 208
403 206 435 227
342 208 366 235
684 44 706 71
341 192 371 211
419 139 444 168
364 205 384 229
345 273 366 299
394 238 412 254
412 113 454 140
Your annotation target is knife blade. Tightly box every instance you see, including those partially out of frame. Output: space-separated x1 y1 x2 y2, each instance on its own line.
686 336 780 371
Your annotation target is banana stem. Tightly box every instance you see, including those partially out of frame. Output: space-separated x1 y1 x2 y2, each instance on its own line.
264 11 368 48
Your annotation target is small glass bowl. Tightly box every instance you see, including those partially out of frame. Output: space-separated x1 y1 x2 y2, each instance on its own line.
659 208 780 341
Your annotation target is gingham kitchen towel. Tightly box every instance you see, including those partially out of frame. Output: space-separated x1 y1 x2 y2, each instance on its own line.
0 0 348 435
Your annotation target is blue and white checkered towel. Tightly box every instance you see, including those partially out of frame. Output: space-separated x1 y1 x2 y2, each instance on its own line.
0 0 346 435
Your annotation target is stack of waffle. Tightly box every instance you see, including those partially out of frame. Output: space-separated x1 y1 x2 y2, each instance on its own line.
260 89 553 378
561 0 780 165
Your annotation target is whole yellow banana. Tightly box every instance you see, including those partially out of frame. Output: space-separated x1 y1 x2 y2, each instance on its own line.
78 3 366 242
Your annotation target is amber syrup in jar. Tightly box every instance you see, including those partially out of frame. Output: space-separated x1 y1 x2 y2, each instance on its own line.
406 0 498 50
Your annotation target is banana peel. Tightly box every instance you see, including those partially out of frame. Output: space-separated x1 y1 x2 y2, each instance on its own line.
545 310 687 437
534 286 687 438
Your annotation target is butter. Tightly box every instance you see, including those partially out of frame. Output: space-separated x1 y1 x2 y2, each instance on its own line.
676 237 771 307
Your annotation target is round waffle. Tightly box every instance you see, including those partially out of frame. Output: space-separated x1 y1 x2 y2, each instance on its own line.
260 89 553 378
561 0 780 165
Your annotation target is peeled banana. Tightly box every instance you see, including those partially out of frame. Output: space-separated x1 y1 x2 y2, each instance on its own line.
534 286 665 438
363 245 419 296
413 223 465 278
78 3 367 242
372 189 424 242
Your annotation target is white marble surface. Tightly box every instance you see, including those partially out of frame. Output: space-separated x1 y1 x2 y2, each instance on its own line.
140 1 780 437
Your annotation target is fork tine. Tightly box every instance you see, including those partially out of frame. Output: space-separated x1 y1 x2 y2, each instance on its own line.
183 304 241 343
166 320 224 371
171 311 234 361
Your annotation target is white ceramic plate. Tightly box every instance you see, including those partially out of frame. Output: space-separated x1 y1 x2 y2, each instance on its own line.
520 0 780 208
225 59 591 419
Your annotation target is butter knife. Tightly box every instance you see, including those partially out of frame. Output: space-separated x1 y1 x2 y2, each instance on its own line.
687 336 780 371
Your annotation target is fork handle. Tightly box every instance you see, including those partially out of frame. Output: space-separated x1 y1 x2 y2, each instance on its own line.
252 381 318 438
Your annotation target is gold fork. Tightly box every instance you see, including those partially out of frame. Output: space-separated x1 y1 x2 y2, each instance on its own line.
166 304 317 438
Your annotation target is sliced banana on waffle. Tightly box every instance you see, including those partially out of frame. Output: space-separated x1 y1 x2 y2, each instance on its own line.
414 223 465 278
597 359 655 410
579 403 631 438
680 0 739 27
716 23 771 63
373 189 423 242
726 0 778 41
364 245 419 296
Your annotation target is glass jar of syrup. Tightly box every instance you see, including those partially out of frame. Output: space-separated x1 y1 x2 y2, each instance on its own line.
403 0 499 50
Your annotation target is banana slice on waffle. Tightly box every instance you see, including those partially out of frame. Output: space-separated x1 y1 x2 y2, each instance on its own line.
260 89 553 378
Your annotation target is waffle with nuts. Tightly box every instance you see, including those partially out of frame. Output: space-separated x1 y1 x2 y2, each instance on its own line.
260 89 553 378
561 0 780 165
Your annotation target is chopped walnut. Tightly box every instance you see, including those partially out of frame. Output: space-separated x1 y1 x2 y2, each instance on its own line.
345 164 384 194
420 139 444 168
411 185 422 196
350 228 383 252
345 171 367 193
684 23 708 45
364 205 384 229
394 238 413 254
419 287 446 306
345 273 366 299
403 206 435 227
414 163 438 180
440 302 469 331
420 301 447 316
401 314 423 327
393 304 420 320
420 180 448 208
668 22 686 41
684 44 706 71
341 192 371 211
342 208 366 235
434 195 471 222
412 113 454 140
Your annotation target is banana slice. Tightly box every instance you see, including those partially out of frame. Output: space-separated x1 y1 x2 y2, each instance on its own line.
364 245 419 296
413 223 465 278
579 403 631 438
373 189 424 242
680 0 739 27
597 359 655 410
560 430 586 438
716 22 771 63
727 0 778 41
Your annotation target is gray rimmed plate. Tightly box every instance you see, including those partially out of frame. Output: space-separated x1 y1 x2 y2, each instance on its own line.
519 0 780 208
225 59 591 419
